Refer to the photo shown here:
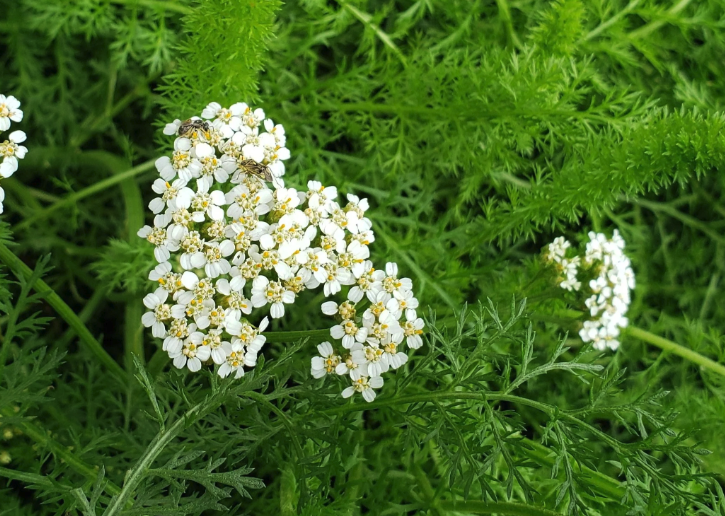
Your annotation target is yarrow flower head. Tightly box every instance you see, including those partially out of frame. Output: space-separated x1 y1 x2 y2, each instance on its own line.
543 230 635 351
543 236 581 291
0 94 26 214
140 102 425 400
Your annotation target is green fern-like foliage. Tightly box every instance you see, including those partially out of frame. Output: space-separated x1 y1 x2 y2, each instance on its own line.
1 0 725 514
158 0 282 116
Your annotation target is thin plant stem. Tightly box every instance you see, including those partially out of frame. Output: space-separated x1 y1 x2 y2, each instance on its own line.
626 326 725 379
101 383 241 516
0 242 126 383
14 156 156 232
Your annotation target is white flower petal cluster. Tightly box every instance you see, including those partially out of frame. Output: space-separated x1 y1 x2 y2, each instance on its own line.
543 236 581 291
0 94 26 214
313 262 424 402
579 230 635 351
544 231 635 351
140 102 425 393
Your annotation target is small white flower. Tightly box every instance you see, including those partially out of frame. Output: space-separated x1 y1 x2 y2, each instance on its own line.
216 277 252 320
0 95 23 131
149 262 184 294
0 130 28 178
402 309 425 349
149 178 187 214
383 339 408 369
250 276 295 318
360 344 389 377
226 184 273 218
189 329 227 365
201 241 235 278
319 261 355 297
202 102 245 131
229 316 268 348
218 341 246 379
349 261 385 302
344 194 373 234
307 181 337 213
175 182 226 222
341 375 384 402
311 342 341 379
137 225 180 263
155 138 201 181
141 288 172 338
335 344 367 380
163 320 197 355
381 262 413 297
330 319 368 349
169 338 211 372
272 187 302 215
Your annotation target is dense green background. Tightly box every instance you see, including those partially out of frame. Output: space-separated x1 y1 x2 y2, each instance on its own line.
1 0 725 514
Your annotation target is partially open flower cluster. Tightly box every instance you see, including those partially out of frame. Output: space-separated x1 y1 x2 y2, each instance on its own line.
0 94 27 214
543 231 635 351
140 102 425 399
544 236 581 291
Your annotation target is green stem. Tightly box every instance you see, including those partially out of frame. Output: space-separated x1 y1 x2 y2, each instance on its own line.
582 0 641 41
437 501 560 516
102 386 232 516
279 464 299 516
147 346 169 377
0 467 55 488
627 0 693 40
264 329 330 343
412 464 444 516
120 158 146 366
0 243 126 383
495 0 521 48
516 438 624 500
109 0 193 14
13 157 155 232
626 326 725 378
56 287 105 349
336 0 407 65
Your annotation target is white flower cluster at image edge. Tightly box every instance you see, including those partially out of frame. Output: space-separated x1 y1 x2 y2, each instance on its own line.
544 231 635 351
139 101 425 402
0 94 27 214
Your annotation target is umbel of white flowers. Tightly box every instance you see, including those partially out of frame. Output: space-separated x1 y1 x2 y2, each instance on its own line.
139 102 425 401
0 94 28 214
544 231 635 351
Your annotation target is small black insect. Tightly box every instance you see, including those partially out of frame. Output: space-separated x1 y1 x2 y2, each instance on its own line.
178 118 210 138
238 159 274 182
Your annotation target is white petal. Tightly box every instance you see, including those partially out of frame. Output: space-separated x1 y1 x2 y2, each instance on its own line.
317 341 334 357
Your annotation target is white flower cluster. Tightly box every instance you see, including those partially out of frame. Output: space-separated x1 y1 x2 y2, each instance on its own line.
0 94 27 214
544 231 635 351
543 236 581 291
579 231 635 350
311 262 425 402
139 102 425 397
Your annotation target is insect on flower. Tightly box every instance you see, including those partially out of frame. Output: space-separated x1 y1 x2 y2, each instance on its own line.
178 118 211 139
237 158 273 183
